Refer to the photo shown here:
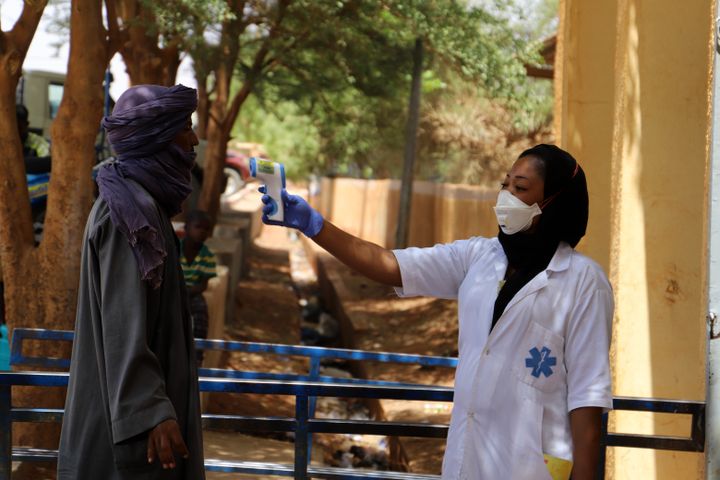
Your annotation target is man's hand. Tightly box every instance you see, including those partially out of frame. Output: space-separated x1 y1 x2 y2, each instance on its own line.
147 419 189 469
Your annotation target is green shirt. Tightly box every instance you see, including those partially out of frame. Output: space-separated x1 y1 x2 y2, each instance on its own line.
179 240 217 287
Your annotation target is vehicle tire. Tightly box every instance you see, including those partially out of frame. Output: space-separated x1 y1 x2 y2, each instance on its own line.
222 166 245 197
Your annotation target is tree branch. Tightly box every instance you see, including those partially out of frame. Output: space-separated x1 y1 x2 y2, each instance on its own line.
105 0 123 60
260 25 312 69
0 2 47 282
7 0 46 66
272 58 339 116
223 0 290 135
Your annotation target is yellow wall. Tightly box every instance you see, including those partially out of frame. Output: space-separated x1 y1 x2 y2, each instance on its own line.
554 0 618 272
556 0 714 478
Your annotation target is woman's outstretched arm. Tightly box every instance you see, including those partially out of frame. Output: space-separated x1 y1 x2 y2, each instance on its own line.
312 220 402 287
260 188 402 287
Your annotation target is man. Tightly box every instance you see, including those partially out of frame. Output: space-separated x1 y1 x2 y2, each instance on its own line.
16 104 52 174
57 84 204 479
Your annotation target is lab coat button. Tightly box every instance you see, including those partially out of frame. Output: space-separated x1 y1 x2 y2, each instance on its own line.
468 412 474 418
484 349 490 356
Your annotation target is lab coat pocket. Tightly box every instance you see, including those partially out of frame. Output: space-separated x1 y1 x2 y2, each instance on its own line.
511 398 552 479
513 321 565 394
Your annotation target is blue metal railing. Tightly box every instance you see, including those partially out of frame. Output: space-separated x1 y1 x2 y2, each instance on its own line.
0 372 449 480
9 328 457 471
4 329 707 480
0 371 707 480
10 328 457 385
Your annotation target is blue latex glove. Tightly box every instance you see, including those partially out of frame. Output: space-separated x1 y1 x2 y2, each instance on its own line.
259 187 324 238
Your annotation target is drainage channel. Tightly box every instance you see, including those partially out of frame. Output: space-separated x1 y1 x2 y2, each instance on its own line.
287 232 391 471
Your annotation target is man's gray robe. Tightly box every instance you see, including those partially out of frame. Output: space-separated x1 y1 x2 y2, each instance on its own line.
58 191 204 479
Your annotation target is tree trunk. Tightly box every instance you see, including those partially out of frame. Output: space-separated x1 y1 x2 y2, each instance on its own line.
0 1 109 474
0 3 51 478
117 0 179 86
0 0 45 334
196 74 210 140
195 4 239 224
163 43 180 86
43 0 108 331
395 38 423 249
197 108 230 223
195 0 283 224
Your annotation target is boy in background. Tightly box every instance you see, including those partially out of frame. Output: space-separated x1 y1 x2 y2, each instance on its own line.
181 210 217 366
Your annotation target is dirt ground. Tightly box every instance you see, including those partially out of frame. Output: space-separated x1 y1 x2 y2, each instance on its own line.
308 248 458 473
10 183 460 479
11 198 460 479
204 198 460 475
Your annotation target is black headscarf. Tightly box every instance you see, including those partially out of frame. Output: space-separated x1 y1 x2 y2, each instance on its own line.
490 144 589 330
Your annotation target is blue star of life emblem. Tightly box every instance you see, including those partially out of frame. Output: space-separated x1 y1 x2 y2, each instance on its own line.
525 346 557 378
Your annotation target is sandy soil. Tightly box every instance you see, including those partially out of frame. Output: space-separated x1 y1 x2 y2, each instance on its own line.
204 205 460 475
313 253 458 473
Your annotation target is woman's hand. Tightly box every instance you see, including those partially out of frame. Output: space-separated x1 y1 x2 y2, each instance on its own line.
259 187 401 286
260 187 324 238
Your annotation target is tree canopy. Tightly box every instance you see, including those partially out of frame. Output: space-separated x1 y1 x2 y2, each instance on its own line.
46 0 555 194
225 0 550 184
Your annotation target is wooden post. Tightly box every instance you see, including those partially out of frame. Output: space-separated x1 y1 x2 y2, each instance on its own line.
395 38 423 249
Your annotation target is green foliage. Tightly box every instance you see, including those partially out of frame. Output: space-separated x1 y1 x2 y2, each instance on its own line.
225 0 551 181
45 0 230 54
232 95 321 180
254 0 536 101
52 0 555 184
417 74 553 186
48 0 558 185
142 0 232 48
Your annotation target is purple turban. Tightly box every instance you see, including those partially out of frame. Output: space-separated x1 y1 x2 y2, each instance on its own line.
96 84 198 289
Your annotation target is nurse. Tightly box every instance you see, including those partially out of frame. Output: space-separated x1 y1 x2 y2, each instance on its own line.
261 144 613 480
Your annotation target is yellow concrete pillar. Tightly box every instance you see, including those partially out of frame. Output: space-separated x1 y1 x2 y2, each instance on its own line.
554 0 618 273
556 0 714 478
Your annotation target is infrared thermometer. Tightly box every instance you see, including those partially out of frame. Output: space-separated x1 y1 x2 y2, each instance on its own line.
250 157 286 222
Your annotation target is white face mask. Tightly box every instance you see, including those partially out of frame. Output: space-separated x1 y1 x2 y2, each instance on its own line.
493 189 542 235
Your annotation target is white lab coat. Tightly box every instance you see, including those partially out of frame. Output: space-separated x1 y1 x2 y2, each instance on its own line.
393 237 613 480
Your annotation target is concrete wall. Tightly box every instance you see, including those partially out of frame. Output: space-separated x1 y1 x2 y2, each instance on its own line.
313 177 498 248
200 265 228 411
556 0 714 478
203 265 229 369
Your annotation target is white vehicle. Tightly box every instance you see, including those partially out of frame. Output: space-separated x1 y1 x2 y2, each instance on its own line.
16 68 66 138
17 68 113 243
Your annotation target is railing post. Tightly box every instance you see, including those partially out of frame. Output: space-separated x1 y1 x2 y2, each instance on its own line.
294 394 309 480
0 384 11 480
693 404 707 451
307 357 320 466
597 412 608 480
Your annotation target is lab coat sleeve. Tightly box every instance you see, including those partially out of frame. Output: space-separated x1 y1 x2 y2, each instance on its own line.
93 221 177 444
392 237 487 299
564 286 614 413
